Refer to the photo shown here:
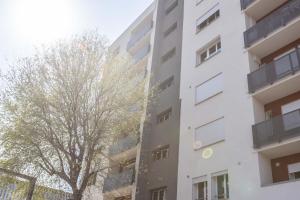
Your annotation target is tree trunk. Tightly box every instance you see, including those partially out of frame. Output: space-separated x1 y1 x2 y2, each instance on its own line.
72 190 83 200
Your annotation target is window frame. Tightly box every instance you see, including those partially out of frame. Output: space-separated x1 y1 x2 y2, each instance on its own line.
195 73 223 105
157 108 172 124
193 180 208 200
212 173 229 200
159 76 174 92
152 146 169 161
151 187 166 200
194 117 225 149
196 39 221 66
196 10 220 33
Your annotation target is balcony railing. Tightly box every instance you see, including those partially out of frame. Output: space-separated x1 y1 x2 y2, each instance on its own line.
252 108 300 148
247 48 300 93
244 0 300 48
240 0 255 10
127 22 153 50
109 135 138 156
133 45 151 65
103 168 135 193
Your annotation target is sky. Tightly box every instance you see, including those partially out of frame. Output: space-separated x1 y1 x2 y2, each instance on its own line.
0 0 153 73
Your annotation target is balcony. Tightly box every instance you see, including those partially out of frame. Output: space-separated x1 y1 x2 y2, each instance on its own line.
127 22 153 51
109 135 138 158
132 45 151 65
103 168 135 193
252 108 300 148
241 0 287 20
244 0 300 57
248 47 300 94
240 0 255 10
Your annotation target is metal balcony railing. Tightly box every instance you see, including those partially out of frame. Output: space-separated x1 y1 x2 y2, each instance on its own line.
247 48 300 93
244 0 300 48
133 45 151 65
252 109 300 148
127 22 153 50
103 168 135 193
240 0 255 10
109 135 138 156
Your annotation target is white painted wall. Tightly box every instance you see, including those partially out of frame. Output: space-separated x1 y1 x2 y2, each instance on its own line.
178 0 300 199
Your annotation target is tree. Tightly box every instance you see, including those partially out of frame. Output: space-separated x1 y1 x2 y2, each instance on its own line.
0 32 146 200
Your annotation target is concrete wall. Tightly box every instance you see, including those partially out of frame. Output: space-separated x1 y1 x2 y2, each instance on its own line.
134 0 184 199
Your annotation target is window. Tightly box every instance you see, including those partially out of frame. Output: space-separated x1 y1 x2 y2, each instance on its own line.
288 162 300 180
195 117 225 149
164 22 177 38
151 188 166 200
195 73 223 104
165 0 178 15
161 48 176 63
193 177 208 200
119 158 136 172
212 173 229 200
157 108 172 124
265 110 273 120
197 10 220 33
281 99 300 131
196 0 204 6
196 39 221 65
152 146 169 161
159 76 174 92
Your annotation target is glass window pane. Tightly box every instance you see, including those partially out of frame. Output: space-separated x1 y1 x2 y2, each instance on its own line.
201 51 207 62
197 182 207 200
217 41 221 50
209 45 216 55
295 172 300 179
217 175 225 198
159 190 164 200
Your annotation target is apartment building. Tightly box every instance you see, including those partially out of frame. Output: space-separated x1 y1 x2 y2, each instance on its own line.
102 0 183 199
103 0 300 199
102 4 155 200
178 0 300 200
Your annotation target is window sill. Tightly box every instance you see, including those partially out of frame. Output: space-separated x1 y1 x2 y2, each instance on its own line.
196 50 221 67
193 139 225 151
262 178 300 188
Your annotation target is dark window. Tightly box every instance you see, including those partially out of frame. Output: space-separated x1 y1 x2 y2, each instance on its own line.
152 146 169 161
151 188 166 200
157 108 172 124
196 10 220 33
196 39 221 65
196 181 208 200
164 22 177 38
161 48 176 63
159 76 174 92
216 174 229 199
295 172 300 179
165 0 178 15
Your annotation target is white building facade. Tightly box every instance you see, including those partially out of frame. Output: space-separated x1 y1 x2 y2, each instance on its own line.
178 0 300 200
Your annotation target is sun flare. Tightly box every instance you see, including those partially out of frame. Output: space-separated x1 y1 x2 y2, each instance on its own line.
11 0 76 44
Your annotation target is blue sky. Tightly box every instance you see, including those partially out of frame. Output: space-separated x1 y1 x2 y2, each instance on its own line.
0 0 153 73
